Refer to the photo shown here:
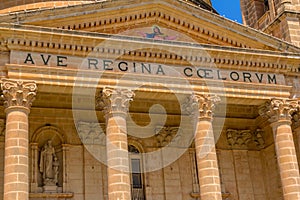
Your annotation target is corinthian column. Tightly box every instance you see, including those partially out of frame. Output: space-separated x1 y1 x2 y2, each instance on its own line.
98 88 134 200
186 94 222 200
1 79 37 200
260 98 300 200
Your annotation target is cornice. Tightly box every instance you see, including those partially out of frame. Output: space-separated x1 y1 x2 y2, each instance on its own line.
0 0 299 54
1 24 300 74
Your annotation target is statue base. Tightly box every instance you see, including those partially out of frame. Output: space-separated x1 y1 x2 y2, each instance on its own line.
43 185 58 193
30 192 73 198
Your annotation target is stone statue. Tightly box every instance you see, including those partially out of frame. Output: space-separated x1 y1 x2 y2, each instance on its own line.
39 140 59 186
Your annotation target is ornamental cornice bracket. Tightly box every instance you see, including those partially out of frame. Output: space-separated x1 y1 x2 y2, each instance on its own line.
259 98 299 123
1 78 37 109
183 94 220 120
96 87 135 116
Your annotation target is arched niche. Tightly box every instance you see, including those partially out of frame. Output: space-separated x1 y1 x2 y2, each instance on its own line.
30 125 67 193
32 125 65 146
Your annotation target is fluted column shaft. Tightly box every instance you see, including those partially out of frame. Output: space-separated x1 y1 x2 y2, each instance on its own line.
190 94 222 200
260 98 300 200
99 88 134 200
1 79 37 200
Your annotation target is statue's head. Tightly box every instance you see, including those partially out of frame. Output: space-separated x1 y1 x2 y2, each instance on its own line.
47 140 52 146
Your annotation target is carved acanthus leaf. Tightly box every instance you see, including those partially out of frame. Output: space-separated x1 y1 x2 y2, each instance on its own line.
96 88 134 116
1 79 37 109
185 94 220 119
259 98 299 123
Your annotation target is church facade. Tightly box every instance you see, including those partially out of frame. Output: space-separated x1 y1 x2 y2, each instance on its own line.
0 0 300 200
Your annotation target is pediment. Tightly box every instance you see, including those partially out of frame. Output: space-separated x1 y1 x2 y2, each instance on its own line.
0 0 299 53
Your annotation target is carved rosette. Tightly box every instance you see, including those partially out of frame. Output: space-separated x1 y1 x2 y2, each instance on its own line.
259 98 299 123
96 88 135 117
184 94 220 120
1 79 37 110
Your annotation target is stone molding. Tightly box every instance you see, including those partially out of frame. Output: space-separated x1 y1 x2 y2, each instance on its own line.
226 129 265 149
259 98 299 123
29 192 73 198
1 78 37 109
3 35 296 73
1 0 298 53
96 88 135 116
184 94 220 120
1 22 299 73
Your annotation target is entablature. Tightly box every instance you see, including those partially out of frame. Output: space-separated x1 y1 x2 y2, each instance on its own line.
1 23 300 75
0 0 299 52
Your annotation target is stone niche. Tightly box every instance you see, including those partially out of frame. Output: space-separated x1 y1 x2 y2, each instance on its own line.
30 125 73 199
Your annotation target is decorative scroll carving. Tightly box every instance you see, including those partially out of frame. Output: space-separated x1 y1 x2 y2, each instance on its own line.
96 88 134 116
226 129 265 149
77 122 105 145
259 98 299 123
1 79 37 109
154 126 183 147
183 94 220 120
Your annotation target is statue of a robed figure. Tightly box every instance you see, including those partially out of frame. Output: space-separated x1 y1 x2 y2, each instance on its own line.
39 140 59 191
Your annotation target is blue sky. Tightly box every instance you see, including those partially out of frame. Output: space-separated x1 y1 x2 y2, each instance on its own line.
211 0 242 23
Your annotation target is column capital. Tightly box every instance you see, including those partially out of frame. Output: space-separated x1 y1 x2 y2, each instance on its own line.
96 87 134 117
1 79 37 112
259 98 299 124
184 94 220 120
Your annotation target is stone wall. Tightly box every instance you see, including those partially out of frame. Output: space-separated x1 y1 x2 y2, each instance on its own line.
240 0 300 47
218 147 283 200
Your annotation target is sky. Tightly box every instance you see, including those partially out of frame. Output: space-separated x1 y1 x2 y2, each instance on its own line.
211 0 243 23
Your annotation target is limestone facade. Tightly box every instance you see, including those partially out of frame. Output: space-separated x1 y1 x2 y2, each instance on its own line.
240 0 300 47
0 0 300 200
